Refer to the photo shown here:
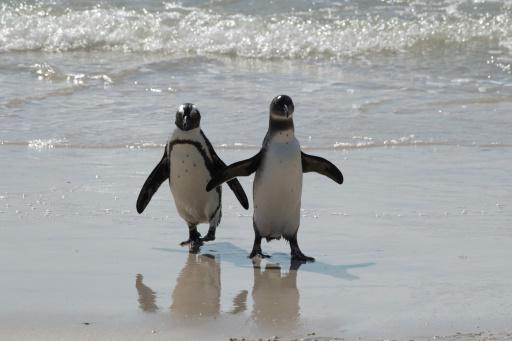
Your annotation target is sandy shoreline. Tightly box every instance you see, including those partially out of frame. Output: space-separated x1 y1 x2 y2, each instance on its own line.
1 145 511 340
1 321 511 341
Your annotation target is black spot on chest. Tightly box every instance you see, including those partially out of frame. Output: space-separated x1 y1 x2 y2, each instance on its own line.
168 140 215 175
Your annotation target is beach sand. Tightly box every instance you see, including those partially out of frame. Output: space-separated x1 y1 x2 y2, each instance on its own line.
1 145 511 340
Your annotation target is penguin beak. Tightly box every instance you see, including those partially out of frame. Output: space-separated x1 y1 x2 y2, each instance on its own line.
283 104 290 118
183 116 190 130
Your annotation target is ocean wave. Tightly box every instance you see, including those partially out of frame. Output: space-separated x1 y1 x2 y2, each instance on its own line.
1 2 512 59
26 62 113 84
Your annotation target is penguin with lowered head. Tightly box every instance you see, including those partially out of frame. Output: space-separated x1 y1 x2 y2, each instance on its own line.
137 103 249 250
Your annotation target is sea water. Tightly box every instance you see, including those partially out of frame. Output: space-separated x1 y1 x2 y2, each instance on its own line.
1 0 512 149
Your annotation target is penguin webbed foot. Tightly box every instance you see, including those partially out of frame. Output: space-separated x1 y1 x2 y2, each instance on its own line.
180 234 202 247
288 235 315 263
180 238 204 253
290 259 306 271
180 226 203 252
201 223 217 242
249 250 271 259
180 238 204 246
291 252 315 263
250 228 271 258
201 232 216 243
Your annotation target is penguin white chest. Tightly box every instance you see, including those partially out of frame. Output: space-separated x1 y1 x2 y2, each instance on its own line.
169 143 219 224
253 135 302 238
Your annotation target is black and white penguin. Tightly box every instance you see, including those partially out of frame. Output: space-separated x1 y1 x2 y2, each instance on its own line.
206 95 343 262
136 103 249 250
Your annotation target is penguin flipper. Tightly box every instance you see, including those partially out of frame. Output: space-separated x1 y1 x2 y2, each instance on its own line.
301 151 343 184
226 179 249 209
136 151 170 213
200 130 249 210
206 152 262 192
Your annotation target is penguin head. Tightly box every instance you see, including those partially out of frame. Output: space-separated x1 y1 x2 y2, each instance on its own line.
270 95 294 121
175 103 201 131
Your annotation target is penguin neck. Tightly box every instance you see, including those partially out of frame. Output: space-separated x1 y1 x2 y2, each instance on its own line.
269 117 294 133
171 126 201 141
269 118 295 143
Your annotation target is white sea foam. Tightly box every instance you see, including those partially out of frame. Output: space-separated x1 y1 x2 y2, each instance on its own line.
333 135 427 149
1 2 512 59
27 139 68 150
24 63 115 85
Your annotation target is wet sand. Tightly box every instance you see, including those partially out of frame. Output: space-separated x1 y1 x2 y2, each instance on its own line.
1 145 511 340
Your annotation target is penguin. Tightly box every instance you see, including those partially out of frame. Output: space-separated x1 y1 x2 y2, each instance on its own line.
136 103 249 250
206 95 343 262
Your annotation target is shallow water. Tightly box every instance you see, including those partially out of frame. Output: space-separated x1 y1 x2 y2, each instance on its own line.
1 0 512 339
1 0 512 149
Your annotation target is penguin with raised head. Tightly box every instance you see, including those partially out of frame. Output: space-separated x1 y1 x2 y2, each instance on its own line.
206 95 343 261
136 103 249 250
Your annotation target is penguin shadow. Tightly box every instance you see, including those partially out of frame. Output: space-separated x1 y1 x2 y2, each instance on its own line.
154 242 375 281
259 251 376 281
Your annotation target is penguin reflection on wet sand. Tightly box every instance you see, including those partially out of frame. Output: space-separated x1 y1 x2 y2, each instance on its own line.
136 103 249 251
207 95 343 261
251 259 300 329
135 255 300 328
135 253 246 318
135 274 158 312
170 253 220 318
